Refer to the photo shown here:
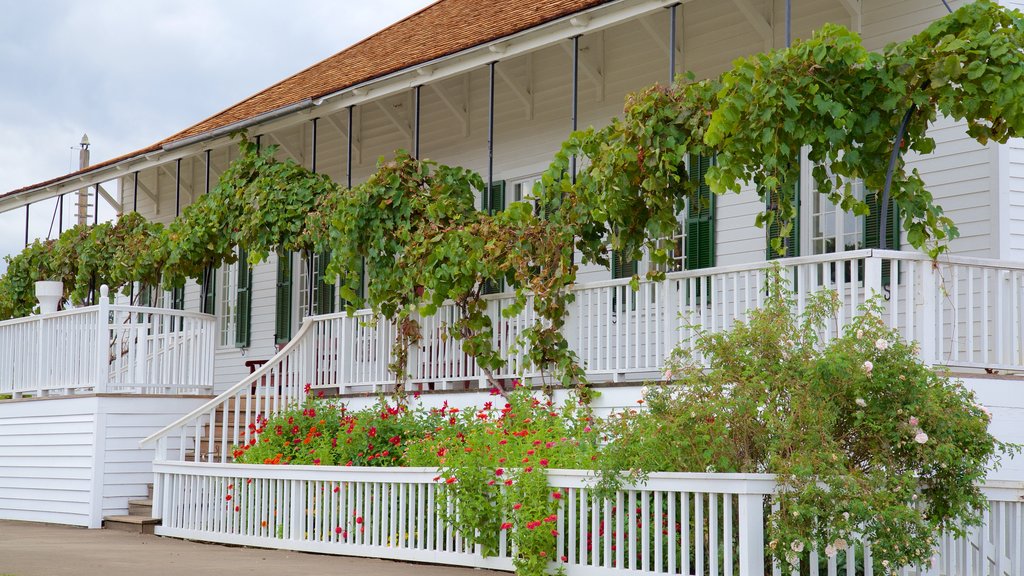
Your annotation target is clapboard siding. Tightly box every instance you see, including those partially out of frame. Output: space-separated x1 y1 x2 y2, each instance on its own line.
99 397 209 519
1005 138 1024 260
120 0 1006 391
0 397 97 526
0 396 208 527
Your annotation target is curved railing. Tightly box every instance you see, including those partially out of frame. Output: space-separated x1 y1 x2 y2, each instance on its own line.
0 285 216 397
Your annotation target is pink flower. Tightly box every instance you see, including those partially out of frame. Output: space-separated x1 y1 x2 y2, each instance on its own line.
914 431 929 444
862 361 873 374
908 416 919 426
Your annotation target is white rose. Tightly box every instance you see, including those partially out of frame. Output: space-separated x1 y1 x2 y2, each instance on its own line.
824 544 837 558
875 338 889 351
862 360 873 374
855 398 867 408
914 431 929 444
791 540 804 553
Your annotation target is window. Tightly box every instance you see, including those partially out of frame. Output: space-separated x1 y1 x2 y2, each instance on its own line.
809 167 865 255
219 260 238 348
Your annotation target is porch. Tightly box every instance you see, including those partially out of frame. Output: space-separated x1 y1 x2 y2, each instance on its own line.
0 285 216 398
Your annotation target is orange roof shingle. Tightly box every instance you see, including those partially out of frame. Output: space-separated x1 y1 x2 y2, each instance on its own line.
4 0 608 198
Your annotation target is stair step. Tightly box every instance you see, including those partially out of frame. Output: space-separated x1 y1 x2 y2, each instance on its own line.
104 515 160 534
128 498 153 516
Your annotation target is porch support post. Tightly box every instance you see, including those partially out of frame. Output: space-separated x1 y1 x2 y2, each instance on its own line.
95 285 110 393
347 106 354 190
737 492 765 576
58 195 63 233
204 150 211 194
785 0 792 48
570 35 580 183
864 252 883 300
24 203 29 247
94 185 100 225
311 117 319 173
175 158 182 217
413 85 421 159
487 61 495 194
133 171 139 211
919 261 938 365
669 3 679 84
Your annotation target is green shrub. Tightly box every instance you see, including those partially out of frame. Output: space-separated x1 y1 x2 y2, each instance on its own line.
595 271 1017 572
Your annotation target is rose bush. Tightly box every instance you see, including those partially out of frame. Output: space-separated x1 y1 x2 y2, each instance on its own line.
595 271 1017 572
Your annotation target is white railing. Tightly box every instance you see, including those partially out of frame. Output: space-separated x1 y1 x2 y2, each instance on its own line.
0 285 216 397
142 250 1024 465
149 463 1023 576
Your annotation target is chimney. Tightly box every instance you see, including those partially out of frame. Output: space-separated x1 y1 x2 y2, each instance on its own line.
76 134 90 226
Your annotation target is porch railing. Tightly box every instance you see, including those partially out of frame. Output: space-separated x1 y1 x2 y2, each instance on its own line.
0 285 216 397
142 249 1024 465
149 462 1023 576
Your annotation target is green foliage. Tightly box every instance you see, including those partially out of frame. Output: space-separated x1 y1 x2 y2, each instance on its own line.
595 269 1017 573
543 0 1024 263
404 386 598 576
0 212 165 318
234 393 429 467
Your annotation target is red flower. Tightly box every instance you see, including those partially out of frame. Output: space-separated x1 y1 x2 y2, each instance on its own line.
526 521 542 530
539 459 549 467
504 479 514 486
335 526 343 534
513 503 522 510
225 495 233 501
389 435 401 446
500 522 513 530
561 555 568 562
368 426 377 437
495 468 504 476
551 491 562 500
356 516 364 524
445 477 457 484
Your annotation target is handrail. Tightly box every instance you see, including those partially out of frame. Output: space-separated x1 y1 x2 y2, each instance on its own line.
140 315 316 448
108 304 216 321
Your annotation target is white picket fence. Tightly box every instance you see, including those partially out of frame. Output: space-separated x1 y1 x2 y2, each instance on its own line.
149 463 1023 576
0 285 216 397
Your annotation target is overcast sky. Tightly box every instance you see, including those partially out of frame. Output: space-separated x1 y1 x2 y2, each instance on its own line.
0 0 432 269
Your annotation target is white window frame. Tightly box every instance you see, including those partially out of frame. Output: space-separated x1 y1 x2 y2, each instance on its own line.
801 154 868 256
218 259 238 349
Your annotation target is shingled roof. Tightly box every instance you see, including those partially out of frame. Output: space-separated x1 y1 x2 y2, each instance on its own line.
4 0 610 198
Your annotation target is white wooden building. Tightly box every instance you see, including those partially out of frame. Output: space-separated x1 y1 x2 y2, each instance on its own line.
0 0 1022 572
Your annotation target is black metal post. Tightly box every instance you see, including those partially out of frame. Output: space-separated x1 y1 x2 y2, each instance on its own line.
24 204 29 247
205 150 211 194
175 158 182 217
58 195 63 233
785 0 792 48
133 171 139 211
311 117 319 173
93 185 99 225
413 85 421 159
571 35 580 184
669 4 678 84
347 106 354 190
488 62 496 197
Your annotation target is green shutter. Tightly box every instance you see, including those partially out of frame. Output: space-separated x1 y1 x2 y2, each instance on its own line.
685 154 716 270
766 178 800 260
171 287 185 310
314 251 335 316
200 266 216 315
611 251 637 279
235 249 252 348
481 181 506 294
864 191 900 284
275 252 293 345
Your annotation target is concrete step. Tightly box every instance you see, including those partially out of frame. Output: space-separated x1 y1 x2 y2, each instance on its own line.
103 515 160 535
127 498 152 517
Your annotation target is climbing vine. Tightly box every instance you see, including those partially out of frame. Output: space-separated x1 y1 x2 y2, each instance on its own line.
3 1 1024 389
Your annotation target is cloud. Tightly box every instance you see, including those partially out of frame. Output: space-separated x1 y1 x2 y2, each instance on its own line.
0 0 432 269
